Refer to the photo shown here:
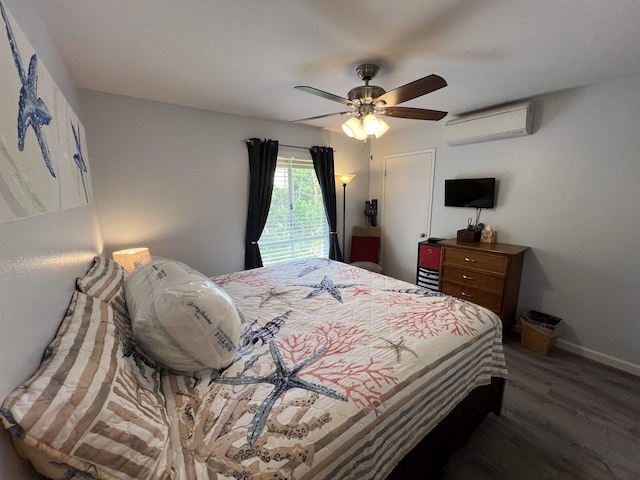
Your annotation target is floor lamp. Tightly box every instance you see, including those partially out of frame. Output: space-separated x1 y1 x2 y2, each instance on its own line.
335 174 356 261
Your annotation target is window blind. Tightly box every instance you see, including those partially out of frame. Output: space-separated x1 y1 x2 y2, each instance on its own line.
260 153 329 266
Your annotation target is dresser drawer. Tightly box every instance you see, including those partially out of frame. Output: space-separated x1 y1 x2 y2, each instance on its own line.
441 265 505 294
440 281 502 312
442 248 507 274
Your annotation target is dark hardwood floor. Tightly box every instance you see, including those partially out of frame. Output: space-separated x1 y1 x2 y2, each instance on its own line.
443 334 640 480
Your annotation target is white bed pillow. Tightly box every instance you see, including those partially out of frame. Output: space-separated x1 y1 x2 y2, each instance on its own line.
124 258 242 373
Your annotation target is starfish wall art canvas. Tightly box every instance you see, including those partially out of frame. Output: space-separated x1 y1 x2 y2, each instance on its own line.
0 1 93 224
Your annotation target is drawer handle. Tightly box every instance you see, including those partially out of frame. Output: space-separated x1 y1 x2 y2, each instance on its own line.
460 291 473 298
427 248 433 254
462 274 474 280
463 257 477 263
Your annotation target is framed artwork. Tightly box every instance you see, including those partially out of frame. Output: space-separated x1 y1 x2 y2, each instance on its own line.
0 0 93 224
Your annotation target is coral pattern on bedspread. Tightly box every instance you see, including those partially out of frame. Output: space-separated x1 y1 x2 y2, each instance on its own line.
164 259 507 480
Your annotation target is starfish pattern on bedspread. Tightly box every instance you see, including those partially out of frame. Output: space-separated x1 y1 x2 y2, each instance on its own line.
375 337 418 363
241 350 270 374
296 275 360 303
215 340 347 446
1 2 55 177
256 287 288 307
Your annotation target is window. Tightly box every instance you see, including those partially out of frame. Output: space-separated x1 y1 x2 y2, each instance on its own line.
260 151 328 266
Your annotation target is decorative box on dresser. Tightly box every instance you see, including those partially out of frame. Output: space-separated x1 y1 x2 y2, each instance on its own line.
438 239 529 329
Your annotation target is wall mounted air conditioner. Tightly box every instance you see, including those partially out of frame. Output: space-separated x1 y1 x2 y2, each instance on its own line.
444 101 535 146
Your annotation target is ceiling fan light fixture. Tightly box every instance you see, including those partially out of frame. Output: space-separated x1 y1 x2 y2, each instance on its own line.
363 113 382 135
294 64 447 136
341 119 356 138
374 118 389 138
342 117 367 140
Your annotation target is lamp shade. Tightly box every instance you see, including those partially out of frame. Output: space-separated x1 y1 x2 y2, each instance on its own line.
342 117 367 141
374 118 390 138
341 120 355 138
112 247 151 273
343 114 389 140
363 114 383 135
336 174 356 185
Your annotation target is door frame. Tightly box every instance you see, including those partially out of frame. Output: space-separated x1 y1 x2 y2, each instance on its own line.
381 148 436 268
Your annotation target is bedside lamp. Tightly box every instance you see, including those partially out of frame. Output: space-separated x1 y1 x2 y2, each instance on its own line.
112 247 151 273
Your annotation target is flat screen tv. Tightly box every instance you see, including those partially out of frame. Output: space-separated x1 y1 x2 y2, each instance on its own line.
444 177 496 208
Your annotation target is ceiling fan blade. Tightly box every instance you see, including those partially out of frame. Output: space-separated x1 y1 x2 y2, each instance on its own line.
375 74 447 107
291 111 353 123
295 86 358 107
380 107 448 121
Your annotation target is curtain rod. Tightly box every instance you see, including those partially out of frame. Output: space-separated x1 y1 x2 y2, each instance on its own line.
243 139 335 152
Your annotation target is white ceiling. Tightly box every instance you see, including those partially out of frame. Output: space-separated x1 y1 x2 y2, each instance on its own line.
40 0 640 132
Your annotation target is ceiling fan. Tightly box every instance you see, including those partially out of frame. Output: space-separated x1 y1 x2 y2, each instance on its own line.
293 63 448 139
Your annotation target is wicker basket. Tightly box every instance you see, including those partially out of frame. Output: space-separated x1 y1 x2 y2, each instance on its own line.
457 229 480 242
520 319 560 356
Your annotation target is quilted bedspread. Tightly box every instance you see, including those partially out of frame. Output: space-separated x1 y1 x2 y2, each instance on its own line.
163 259 507 480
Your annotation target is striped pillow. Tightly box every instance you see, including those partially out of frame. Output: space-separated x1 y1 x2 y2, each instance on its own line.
77 256 128 317
0 292 174 480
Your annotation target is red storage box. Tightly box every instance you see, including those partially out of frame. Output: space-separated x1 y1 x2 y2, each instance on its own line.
418 243 441 270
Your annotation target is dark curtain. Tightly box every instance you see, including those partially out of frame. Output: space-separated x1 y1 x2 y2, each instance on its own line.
244 138 278 269
310 146 343 262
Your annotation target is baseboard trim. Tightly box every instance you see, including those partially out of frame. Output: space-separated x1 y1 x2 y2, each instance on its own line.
554 339 640 377
511 324 640 377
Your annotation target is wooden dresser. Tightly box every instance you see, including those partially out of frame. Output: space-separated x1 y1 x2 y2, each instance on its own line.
438 239 529 329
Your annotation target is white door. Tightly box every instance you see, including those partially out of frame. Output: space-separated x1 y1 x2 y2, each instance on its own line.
382 149 435 283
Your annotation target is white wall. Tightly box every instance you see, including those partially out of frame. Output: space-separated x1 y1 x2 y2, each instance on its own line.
0 2 102 478
79 90 370 276
371 74 640 370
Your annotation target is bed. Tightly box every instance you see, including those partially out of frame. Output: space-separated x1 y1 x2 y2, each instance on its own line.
1 256 506 479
